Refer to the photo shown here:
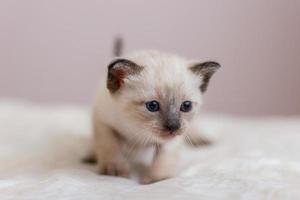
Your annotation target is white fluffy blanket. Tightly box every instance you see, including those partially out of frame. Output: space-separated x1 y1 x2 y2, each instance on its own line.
0 100 300 200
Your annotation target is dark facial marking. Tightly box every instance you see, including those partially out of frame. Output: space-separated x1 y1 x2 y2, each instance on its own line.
107 58 143 93
190 61 221 92
162 98 181 133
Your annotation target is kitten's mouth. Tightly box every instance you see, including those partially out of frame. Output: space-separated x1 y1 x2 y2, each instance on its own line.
152 127 182 140
160 133 176 139
159 131 182 139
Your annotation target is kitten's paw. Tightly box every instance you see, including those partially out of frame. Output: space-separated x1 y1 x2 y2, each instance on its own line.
139 174 170 184
98 159 130 177
81 153 97 164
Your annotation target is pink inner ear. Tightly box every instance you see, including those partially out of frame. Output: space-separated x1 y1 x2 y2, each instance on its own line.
113 68 126 89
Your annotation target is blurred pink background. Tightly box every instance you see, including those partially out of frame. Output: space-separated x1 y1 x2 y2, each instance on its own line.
1 0 299 116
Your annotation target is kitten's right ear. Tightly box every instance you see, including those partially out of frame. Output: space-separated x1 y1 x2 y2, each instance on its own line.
189 61 221 93
106 58 143 93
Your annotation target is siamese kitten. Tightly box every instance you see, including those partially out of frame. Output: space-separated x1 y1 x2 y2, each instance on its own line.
89 41 220 184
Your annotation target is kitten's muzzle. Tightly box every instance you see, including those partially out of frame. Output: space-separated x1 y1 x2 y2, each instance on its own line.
165 122 181 134
163 104 181 134
164 118 181 133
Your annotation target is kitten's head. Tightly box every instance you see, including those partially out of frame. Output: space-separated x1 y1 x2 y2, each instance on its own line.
107 51 220 143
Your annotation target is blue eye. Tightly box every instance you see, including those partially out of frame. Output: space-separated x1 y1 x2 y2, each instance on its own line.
145 101 160 112
180 101 192 112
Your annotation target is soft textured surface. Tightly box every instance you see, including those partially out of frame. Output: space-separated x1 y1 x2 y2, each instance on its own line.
0 100 300 200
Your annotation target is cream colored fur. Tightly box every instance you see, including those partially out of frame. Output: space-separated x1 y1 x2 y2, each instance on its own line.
92 51 213 183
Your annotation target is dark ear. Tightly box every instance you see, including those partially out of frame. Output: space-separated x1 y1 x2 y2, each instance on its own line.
190 61 221 92
107 58 143 93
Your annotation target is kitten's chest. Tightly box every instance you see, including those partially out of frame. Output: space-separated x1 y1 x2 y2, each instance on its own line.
111 125 155 149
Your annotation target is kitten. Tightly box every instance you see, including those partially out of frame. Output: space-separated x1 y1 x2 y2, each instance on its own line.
89 41 220 184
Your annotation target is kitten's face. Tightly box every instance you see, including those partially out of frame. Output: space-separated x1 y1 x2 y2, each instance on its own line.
107 51 220 143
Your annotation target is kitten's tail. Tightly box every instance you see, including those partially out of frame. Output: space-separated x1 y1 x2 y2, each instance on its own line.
113 36 123 57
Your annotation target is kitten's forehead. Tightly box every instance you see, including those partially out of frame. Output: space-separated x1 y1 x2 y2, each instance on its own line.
127 50 187 72
125 51 201 100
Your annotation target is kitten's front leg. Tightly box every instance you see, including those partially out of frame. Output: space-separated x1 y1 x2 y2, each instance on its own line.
94 122 130 177
140 138 182 184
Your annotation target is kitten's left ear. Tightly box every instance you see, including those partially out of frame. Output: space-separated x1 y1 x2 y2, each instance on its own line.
189 61 221 93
